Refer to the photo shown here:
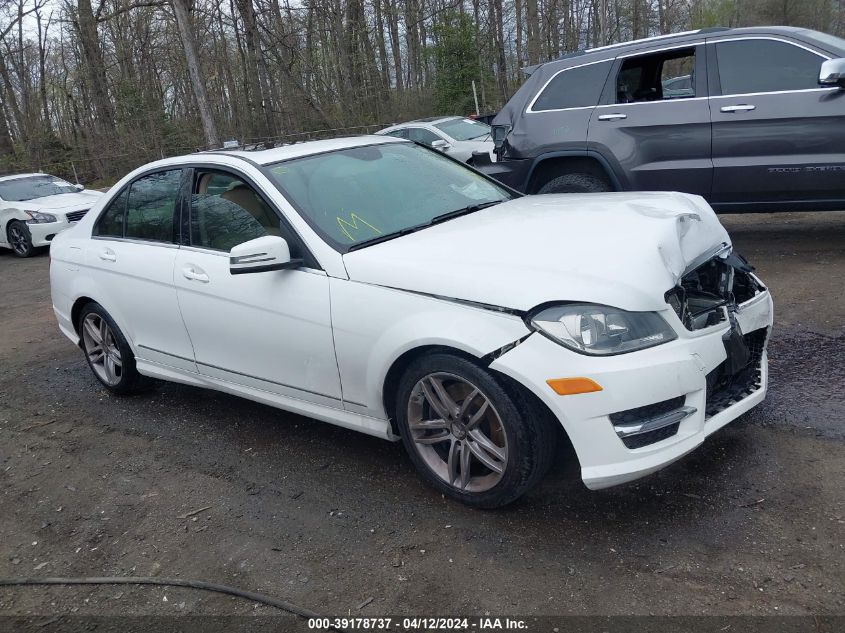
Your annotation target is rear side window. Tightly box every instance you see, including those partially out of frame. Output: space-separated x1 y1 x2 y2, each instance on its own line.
616 48 696 103
94 190 128 237
715 39 825 95
530 61 612 112
407 128 442 146
385 129 408 139
125 170 182 242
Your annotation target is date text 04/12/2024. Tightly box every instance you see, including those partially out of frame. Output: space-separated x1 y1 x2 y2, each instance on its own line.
307 617 529 630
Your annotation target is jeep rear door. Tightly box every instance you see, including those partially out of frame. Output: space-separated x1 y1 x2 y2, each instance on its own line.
586 44 712 196
708 36 845 209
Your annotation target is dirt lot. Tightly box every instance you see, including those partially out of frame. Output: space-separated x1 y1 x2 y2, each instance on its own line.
0 212 843 623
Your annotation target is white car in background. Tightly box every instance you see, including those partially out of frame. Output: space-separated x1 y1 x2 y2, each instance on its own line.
0 173 103 257
49 136 772 508
378 116 496 164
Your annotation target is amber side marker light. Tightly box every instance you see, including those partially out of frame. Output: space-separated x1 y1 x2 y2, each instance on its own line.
546 377 603 396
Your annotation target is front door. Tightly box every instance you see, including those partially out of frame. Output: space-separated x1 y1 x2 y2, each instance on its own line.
708 36 845 208
173 168 342 407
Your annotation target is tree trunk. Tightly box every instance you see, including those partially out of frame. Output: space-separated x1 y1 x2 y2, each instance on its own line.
75 0 114 134
526 0 541 64
171 0 219 147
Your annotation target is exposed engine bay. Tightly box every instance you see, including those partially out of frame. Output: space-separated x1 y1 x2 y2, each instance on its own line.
665 248 769 419
665 249 765 331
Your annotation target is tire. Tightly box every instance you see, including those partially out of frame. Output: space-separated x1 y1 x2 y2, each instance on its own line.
6 220 35 257
78 302 152 395
537 172 611 194
395 353 557 508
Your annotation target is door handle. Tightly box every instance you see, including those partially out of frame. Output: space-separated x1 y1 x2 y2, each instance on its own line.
597 113 627 121
98 248 116 262
182 266 209 283
720 104 756 113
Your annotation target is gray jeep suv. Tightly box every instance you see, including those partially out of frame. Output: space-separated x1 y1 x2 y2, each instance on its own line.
482 26 845 212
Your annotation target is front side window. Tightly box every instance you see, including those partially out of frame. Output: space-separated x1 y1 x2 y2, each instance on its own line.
433 118 491 141
267 142 512 250
715 39 825 95
124 170 181 242
617 49 696 103
407 128 442 146
531 61 612 111
190 171 281 252
0 175 77 201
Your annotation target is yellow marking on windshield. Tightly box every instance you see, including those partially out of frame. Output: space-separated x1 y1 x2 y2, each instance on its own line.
337 213 382 241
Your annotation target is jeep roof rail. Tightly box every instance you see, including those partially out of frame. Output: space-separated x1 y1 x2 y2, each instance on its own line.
584 29 704 54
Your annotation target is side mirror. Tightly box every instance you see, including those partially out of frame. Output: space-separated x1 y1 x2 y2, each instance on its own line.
431 139 450 151
819 58 845 88
74 183 84 191
230 235 302 275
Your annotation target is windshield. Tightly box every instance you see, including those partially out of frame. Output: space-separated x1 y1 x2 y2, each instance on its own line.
267 142 511 250
0 175 77 201
433 118 491 141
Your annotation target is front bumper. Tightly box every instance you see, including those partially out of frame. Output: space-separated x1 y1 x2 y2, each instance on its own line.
490 291 773 489
28 218 76 247
474 157 531 192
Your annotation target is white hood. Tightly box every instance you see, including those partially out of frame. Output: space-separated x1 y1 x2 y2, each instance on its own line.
342 192 731 312
16 190 102 212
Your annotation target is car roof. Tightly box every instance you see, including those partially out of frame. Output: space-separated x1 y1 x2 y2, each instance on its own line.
197 134 406 166
0 173 47 182
534 25 815 72
410 116 459 124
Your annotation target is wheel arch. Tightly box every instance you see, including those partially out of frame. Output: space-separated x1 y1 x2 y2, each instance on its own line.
525 151 621 194
1 209 27 241
381 344 481 433
380 341 571 458
71 296 97 334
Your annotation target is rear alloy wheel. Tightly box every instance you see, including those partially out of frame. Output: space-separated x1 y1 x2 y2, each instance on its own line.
396 353 556 508
7 220 34 257
537 172 610 194
79 303 151 394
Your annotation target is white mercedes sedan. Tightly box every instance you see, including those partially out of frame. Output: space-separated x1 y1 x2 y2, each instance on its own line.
49 136 773 508
1 173 102 257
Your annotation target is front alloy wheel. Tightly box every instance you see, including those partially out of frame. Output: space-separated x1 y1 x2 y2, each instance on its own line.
407 373 507 492
396 353 557 508
7 220 34 257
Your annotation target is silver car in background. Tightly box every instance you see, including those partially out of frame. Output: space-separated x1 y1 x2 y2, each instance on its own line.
377 116 496 164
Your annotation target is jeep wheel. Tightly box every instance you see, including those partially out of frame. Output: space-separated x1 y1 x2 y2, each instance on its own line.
537 173 611 194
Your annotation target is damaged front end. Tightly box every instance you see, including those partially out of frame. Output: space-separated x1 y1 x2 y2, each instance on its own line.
665 248 770 418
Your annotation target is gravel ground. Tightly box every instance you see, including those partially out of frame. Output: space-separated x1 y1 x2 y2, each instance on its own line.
0 211 843 622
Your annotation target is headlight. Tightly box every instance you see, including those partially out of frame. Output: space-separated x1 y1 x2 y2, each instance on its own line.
25 211 57 224
528 303 677 356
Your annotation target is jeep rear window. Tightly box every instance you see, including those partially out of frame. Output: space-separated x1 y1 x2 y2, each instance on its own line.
530 61 612 112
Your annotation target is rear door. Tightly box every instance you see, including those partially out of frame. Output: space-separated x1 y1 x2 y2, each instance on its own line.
587 44 712 196
708 36 845 208
87 168 197 372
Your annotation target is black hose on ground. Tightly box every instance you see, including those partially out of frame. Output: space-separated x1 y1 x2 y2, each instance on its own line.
0 576 326 621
